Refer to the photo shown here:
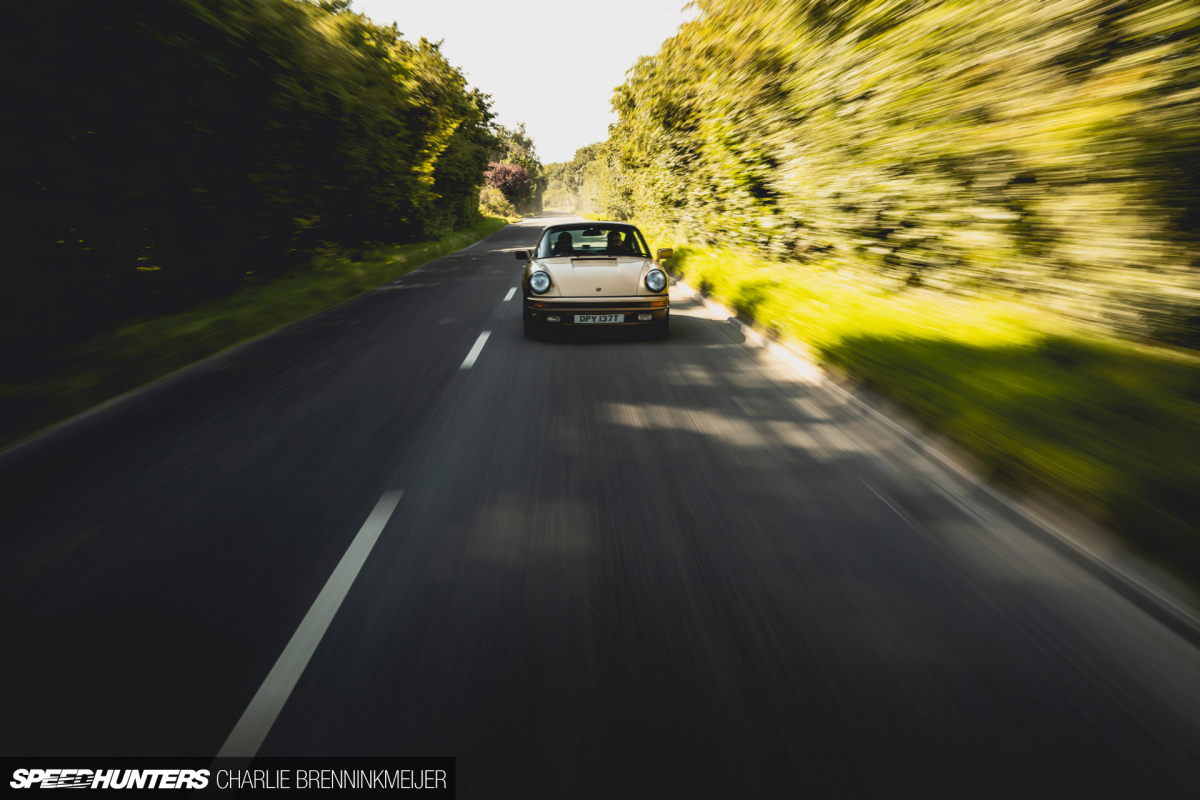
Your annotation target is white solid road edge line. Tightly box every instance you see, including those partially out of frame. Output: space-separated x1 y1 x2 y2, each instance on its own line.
460 331 491 370
504 287 517 302
216 490 404 758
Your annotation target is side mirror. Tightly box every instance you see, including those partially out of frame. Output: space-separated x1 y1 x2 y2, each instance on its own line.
515 250 529 260
656 248 673 261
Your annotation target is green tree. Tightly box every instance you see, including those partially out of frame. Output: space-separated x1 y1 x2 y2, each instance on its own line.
603 0 1200 343
491 123 547 213
2 0 503 377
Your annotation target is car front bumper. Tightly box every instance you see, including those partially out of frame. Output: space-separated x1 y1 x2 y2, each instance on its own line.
524 296 669 326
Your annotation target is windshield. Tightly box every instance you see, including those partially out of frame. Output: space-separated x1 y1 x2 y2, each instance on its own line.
535 225 650 259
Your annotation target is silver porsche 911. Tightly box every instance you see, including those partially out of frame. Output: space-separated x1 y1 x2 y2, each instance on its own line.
516 222 672 340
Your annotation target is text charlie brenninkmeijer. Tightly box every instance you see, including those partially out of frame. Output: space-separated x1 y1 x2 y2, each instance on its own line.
220 768 449 791
9 768 449 791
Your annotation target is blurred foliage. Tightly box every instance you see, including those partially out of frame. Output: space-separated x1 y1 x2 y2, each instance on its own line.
590 0 1200 346
543 142 627 217
2 0 500 381
479 185 517 218
490 122 546 213
672 245 1200 576
484 162 533 208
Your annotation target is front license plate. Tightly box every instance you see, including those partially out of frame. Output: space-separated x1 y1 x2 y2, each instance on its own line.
574 314 624 324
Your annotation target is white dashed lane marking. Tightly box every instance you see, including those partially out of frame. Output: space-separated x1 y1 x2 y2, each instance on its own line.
504 288 516 302
460 331 492 370
216 490 404 758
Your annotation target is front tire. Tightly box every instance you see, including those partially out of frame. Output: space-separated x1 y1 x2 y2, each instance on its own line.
523 314 542 340
648 312 669 340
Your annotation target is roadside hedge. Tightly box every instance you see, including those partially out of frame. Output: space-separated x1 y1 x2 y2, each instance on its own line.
599 0 1200 346
3 0 497 382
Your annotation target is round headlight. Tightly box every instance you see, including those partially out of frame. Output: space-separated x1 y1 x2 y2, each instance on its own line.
645 269 667 292
529 271 551 294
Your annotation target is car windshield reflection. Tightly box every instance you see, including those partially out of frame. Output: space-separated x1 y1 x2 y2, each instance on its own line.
536 226 650 259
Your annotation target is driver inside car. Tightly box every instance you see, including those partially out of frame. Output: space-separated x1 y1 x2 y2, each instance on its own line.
552 232 574 257
605 230 629 255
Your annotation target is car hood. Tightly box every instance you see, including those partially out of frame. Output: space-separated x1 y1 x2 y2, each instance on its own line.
539 257 649 297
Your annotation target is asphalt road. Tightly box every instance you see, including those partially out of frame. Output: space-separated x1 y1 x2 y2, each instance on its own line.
4 218 1200 796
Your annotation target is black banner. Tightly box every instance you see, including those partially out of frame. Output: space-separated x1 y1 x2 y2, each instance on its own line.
0 758 454 796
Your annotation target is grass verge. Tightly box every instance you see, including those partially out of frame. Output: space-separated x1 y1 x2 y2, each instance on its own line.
0 217 508 450
671 245 1200 580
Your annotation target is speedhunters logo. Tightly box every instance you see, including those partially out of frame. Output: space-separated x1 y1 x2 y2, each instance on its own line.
10 769 209 789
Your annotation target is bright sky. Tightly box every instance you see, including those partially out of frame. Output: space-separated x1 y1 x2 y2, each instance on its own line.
351 0 697 164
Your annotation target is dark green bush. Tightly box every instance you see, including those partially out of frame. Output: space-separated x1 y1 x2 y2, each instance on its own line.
2 0 496 377
589 0 1200 345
